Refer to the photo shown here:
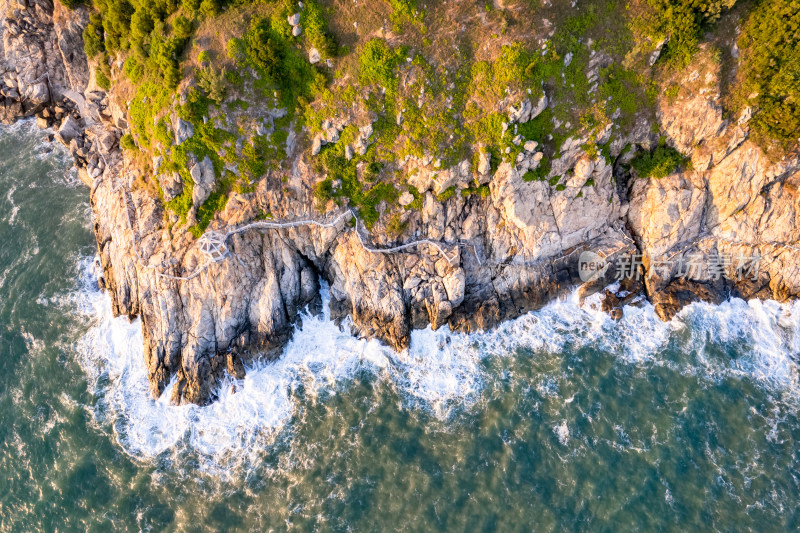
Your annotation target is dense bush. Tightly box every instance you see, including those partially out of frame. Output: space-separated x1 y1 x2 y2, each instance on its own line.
303 0 338 57
240 17 324 108
735 0 800 154
92 0 134 51
95 68 111 90
199 0 222 18
148 30 186 88
389 0 424 32
245 21 286 80
122 56 144 83
636 0 737 67
182 0 201 15
359 39 399 89
120 134 138 151
631 140 689 178
82 13 105 58
197 67 227 103
192 189 228 237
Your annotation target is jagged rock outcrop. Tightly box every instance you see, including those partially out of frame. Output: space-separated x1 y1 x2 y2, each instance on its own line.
628 50 800 319
2 1 799 405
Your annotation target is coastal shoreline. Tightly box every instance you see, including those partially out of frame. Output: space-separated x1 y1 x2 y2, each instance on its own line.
2 0 799 405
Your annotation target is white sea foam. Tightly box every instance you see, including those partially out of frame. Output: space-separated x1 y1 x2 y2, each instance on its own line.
5 185 19 226
554 420 570 445
74 258 487 475
73 256 800 476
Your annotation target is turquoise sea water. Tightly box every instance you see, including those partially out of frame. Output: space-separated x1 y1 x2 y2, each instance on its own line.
0 121 799 531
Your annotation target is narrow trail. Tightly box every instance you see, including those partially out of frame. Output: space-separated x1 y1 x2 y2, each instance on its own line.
112 174 465 281
105 160 800 284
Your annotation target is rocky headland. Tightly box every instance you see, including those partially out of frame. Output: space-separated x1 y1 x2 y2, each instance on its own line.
2 0 799 404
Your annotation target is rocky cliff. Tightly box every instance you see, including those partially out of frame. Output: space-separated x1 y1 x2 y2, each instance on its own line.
2 0 799 404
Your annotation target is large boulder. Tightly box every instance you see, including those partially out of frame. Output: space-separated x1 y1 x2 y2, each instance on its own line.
55 115 82 146
190 156 216 207
160 172 184 202
174 118 194 145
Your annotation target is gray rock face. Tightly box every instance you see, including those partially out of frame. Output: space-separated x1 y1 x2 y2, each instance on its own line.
4 1 800 406
160 171 183 202
190 155 215 207
56 114 81 145
174 118 194 145
477 149 491 175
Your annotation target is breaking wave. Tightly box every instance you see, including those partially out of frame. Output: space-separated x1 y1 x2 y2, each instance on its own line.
73 256 800 478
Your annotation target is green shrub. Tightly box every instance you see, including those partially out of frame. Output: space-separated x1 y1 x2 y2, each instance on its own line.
303 0 338 57
193 189 228 235
359 39 399 89
227 37 245 61
735 0 800 155
129 9 154 50
389 0 425 31
630 140 688 178
314 178 334 204
462 184 491 198
173 15 194 41
245 21 286 80
435 186 456 202
635 0 737 68
198 67 227 103
83 14 105 58
154 119 173 147
522 157 552 182
199 0 221 18
182 0 201 15
315 145 398 227
123 55 144 83
148 32 186 88
120 134 138 152
95 69 111 90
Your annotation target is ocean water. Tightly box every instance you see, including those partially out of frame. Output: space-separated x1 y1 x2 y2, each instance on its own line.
0 121 799 531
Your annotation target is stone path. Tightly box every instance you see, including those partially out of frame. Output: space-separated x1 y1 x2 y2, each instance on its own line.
113 177 463 282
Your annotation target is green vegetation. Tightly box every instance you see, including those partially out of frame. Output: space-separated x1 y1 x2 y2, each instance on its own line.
83 13 104 58
301 0 339 57
633 0 737 68
523 157 552 182
435 187 456 202
313 142 398 228
122 56 144 83
630 139 689 179
191 189 228 237
358 39 401 91
461 184 491 198
72 0 793 239
79 0 338 231
734 0 800 155
385 212 408 238
95 69 111 90
388 0 425 32
197 67 227 103
120 134 138 152
236 16 325 109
